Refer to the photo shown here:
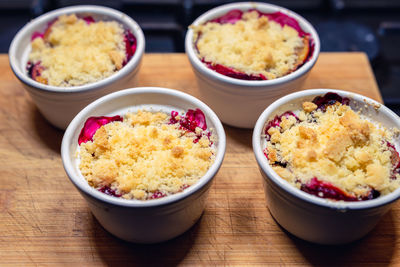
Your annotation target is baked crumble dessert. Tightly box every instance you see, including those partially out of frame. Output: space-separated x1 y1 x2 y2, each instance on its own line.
78 108 216 200
263 93 400 201
27 14 137 87
191 9 313 80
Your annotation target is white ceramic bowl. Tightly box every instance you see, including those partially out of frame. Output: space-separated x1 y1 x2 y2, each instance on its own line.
185 2 320 129
253 89 400 244
9 5 145 130
61 87 226 243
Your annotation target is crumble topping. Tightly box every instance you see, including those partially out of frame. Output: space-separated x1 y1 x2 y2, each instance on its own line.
264 95 400 200
191 10 310 80
28 14 127 87
78 110 216 200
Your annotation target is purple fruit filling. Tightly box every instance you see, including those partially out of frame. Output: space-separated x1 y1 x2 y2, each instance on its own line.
180 108 207 131
26 61 44 81
181 184 190 191
78 115 123 145
312 92 350 111
202 60 267 80
123 29 137 66
195 9 314 81
149 191 167 199
150 185 191 199
387 141 400 179
31 19 56 41
98 185 122 197
300 177 380 201
170 108 209 143
31 32 44 41
82 16 95 24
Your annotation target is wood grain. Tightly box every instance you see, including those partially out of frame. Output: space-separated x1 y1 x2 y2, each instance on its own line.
1 53 398 266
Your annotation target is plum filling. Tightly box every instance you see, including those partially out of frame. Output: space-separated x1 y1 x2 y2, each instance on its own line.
387 141 400 179
31 19 56 41
78 115 123 145
26 61 46 84
98 185 122 197
300 177 380 201
195 9 314 80
172 108 207 131
181 184 190 191
312 92 350 111
170 108 210 143
202 60 267 80
149 191 167 199
209 9 243 24
31 32 44 41
123 30 137 66
150 184 191 199
82 16 95 24
27 15 136 84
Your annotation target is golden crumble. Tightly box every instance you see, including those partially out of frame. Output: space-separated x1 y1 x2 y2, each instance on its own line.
78 110 216 200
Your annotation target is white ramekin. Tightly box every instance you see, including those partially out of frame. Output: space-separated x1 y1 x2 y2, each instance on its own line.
9 5 145 130
253 89 400 244
61 87 226 243
185 2 320 128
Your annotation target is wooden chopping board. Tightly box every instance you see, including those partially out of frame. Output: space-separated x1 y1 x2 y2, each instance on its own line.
2 52 400 266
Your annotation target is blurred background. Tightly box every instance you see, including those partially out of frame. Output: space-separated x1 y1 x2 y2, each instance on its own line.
1 0 399 112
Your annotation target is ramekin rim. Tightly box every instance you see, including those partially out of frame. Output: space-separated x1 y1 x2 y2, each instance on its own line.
185 1 321 88
61 87 226 208
9 5 145 94
252 88 400 210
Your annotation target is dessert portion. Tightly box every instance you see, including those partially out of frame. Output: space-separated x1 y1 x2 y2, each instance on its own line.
263 93 400 201
191 9 313 80
27 14 137 87
78 108 216 200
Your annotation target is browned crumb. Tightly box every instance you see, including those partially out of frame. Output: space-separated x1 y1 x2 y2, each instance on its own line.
302 101 317 112
109 50 123 70
93 126 108 149
268 148 278 163
171 146 184 158
299 126 317 142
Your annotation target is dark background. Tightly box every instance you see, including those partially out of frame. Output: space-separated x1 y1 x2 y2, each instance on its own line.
1 0 400 112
